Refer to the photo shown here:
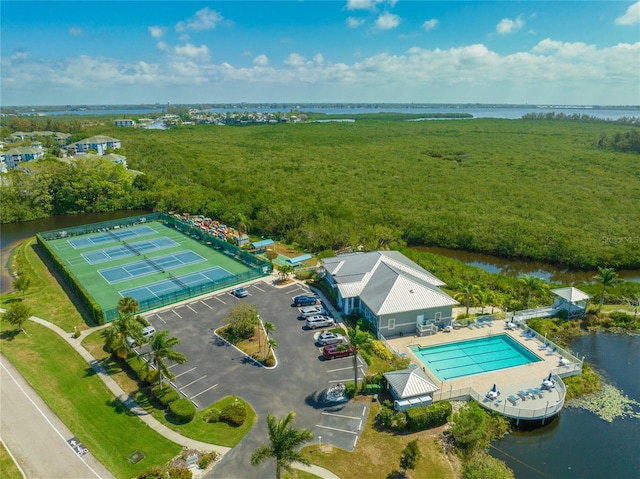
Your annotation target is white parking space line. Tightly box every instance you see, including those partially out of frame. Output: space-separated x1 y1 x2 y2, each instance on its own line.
214 296 226 305
252 284 265 292
327 366 352 373
322 412 362 421
190 383 218 399
328 378 353 383
179 375 207 390
174 366 197 378
362 406 366 416
187 304 198 314
200 300 212 309
316 424 358 435
172 309 182 319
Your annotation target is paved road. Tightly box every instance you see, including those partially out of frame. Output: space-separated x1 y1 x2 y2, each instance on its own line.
143 280 367 479
0 355 115 479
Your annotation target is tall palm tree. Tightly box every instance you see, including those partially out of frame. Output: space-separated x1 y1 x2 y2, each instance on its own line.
117 296 139 315
347 326 372 392
454 281 481 317
104 312 142 359
251 411 314 479
148 330 187 390
593 267 621 313
518 274 549 309
263 321 276 361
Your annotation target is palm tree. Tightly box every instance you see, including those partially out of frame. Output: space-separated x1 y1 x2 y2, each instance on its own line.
593 267 621 313
454 281 481 317
518 274 549 309
148 330 187 389
251 411 314 479
347 325 372 392
278 264 294 282
104 312 142 359
263 321 276 361
117 296 139 315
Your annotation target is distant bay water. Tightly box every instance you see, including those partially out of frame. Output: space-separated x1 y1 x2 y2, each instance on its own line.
37 105 639 120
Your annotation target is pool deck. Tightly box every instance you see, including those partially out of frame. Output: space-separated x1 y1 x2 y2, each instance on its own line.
386 319 580 421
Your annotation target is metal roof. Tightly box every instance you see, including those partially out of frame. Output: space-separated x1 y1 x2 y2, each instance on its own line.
384 368 439 399
551 287 590 303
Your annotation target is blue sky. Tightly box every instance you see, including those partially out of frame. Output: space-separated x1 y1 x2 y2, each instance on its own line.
1 1 639 106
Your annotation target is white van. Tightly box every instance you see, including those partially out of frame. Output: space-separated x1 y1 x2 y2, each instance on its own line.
298 306 323 319
126 325 156 347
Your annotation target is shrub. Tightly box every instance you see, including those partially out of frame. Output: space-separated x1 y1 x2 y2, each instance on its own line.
609 311 634 327
145 369 159 385
198 452 217 469
220 402 247 427
126 356 149 382
372 340 393 360
406 401 452 432
393 411 407 431
378 406 395 429
462 452 514 479
345 381 356 399
137 466 192 479
203 408 221 423
169 398 196 424
152 385 180 407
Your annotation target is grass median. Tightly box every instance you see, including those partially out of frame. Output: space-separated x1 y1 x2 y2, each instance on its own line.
0 319 181 478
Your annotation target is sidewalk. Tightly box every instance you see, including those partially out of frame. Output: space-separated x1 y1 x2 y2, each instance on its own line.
3 305 342 479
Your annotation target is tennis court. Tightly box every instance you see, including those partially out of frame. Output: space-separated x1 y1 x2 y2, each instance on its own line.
120 266 235 303
98 251 206 284
81 237 178 264
68 225 157 249
37 215 272 322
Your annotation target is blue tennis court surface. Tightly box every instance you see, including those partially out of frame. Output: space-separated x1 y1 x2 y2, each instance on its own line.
99 251 206 284
81 237 178 264
119 267 235 303
68 225 156 249
411 334 541 381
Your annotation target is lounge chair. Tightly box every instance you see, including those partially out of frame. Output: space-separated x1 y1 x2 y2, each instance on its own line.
520 328 530 337
517 390 530 400
467 320 475 329
475 318 484 327
528 388 543 398
539 342 550 350
485 317 494 326
508 394 519 405
546 346 558 355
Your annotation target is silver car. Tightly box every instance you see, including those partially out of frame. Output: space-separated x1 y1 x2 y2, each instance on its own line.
305 315 335 329
316 331 345 345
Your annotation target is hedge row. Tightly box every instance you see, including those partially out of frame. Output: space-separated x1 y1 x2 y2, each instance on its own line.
169 398 197 424
406 401 452 432
36 234 104 324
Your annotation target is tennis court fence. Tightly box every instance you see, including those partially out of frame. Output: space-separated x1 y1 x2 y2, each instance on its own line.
38 213 163 241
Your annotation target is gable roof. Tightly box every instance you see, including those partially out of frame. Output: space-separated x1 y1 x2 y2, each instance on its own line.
551 287 590 303
384 368 439 399
323 251 457 315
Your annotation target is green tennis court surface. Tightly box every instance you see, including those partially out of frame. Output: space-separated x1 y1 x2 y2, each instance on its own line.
40 218 270 321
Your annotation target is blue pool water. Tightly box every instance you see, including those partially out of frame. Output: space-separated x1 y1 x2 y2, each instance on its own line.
411 334 541 381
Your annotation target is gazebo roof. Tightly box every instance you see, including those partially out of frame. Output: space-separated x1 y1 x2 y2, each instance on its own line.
551 287 590 303
383 368 439 399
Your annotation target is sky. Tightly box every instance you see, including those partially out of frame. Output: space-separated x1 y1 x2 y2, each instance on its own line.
1 1 639 106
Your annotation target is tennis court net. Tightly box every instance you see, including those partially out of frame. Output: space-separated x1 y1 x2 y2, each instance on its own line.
143 255 165 273
121 240 141 256
168 273 189 290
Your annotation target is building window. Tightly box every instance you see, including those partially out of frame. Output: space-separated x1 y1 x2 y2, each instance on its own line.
388 318 395 330
417 314 425 325
435 312 442 321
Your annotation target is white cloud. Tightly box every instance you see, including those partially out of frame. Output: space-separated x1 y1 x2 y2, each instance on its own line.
345 0 378 11
148 26 166 39
68 26 83 37
376 12 400 30
173 43 210 61
11 51 30 61
313 54 324 64
347 17 365 28
615 1 640 25
285 53 306 67
176 8 223 32
253 54 269 67
156 41 168 51
422 19 439 32
496 15 524 35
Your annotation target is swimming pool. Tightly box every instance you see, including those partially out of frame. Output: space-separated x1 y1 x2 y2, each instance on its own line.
411 334 541 381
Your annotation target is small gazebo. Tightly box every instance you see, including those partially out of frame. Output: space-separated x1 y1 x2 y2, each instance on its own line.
383 368 440 411
551 287 591 318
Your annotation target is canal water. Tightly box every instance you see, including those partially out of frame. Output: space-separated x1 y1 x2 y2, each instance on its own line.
0 210 150 293
491 332 640 479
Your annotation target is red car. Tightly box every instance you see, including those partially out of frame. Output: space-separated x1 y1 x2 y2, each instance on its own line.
322 344 355 360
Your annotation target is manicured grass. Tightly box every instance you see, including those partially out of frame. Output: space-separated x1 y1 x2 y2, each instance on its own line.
1 238 87 332
83 329 256 447
300 402 456 479
0 441 22 479
0 320 181 479
284 470 323 479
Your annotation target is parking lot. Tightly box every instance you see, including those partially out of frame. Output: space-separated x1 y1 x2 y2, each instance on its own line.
140 279 371 478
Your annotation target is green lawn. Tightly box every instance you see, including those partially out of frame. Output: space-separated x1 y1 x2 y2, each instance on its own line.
0 441 22 479
0 320 181 478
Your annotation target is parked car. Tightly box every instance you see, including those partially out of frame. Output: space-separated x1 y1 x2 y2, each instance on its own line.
232 288 249 298
305 315 335 329
316 331 345 346
293 295 317 306
297 306 323 319
323 343 355 360
126 325 156 347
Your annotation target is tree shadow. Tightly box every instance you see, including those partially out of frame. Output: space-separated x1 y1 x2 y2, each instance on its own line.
3 297 24 305
0 328 21 341
304 390 349 410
